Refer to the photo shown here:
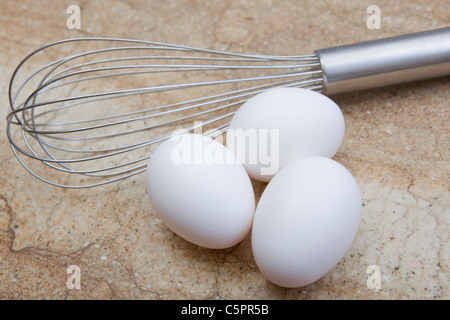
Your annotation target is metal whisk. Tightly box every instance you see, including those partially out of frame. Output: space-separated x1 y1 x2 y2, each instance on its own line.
6 28 450 188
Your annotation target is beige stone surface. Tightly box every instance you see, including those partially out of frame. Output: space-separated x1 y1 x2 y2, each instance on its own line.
0 0 449 299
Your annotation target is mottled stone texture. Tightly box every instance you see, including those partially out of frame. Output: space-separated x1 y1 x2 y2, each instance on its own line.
0 0 449 299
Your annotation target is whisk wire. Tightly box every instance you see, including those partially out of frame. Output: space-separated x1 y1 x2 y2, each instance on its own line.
7 37 323 188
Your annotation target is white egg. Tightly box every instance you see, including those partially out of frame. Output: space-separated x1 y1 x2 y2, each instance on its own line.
227 87 345 182
146 133 255 249
251 156 361 288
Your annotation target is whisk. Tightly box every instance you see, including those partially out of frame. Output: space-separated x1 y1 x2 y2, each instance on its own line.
6 28 450 188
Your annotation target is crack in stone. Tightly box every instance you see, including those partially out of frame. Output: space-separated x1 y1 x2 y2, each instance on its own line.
0 194 17 253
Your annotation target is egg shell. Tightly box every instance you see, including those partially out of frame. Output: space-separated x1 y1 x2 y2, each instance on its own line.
227 87 345 182
251 156 361 288
146 133 255 249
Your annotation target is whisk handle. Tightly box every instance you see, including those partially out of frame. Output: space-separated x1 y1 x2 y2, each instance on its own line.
315 27 450 95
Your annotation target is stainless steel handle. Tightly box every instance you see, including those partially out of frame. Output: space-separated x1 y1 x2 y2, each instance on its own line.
315 27 450 95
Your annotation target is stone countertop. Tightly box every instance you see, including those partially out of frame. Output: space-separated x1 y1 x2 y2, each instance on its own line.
0 0 448 299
